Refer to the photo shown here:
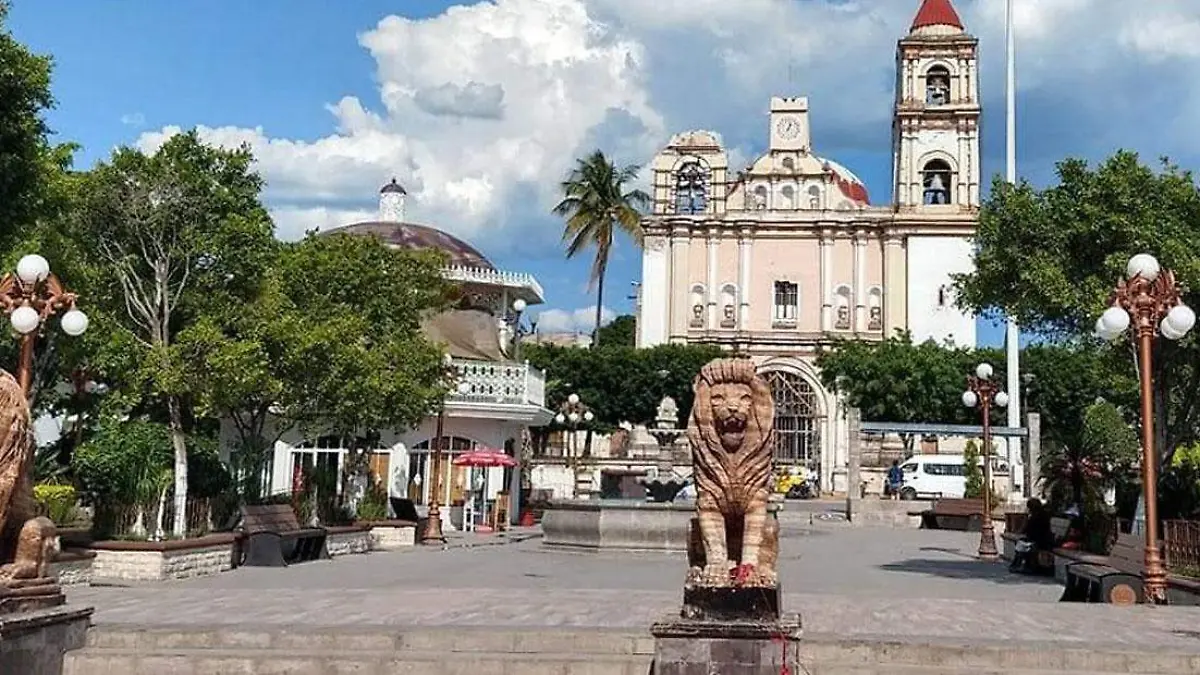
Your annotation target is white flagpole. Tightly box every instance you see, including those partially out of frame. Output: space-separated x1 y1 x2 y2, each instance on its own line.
1003 0 1023 497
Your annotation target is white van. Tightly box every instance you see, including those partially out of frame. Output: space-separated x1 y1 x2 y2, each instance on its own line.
898 455 967 500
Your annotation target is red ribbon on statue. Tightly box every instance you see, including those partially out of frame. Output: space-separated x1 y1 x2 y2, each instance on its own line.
732 563 755 585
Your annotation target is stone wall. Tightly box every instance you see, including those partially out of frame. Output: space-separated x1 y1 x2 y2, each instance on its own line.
49 551 94 587
326 527 371 556
88 534 237 583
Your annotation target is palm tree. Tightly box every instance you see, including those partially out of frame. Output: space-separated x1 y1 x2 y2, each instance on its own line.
552 150 650 347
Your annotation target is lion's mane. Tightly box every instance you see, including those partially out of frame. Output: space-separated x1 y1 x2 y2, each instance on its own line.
687 358 775 514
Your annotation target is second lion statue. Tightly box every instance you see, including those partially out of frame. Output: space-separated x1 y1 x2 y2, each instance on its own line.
685 358 779 590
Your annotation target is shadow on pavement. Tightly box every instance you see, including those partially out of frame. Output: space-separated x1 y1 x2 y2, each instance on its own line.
877 558 1062 586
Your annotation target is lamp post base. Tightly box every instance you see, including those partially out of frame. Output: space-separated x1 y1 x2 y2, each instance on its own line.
1144 548 1169 605
977 521 999 560
420 503 446 545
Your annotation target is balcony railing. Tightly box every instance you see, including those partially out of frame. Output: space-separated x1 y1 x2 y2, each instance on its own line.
447 358 546 407
442 266 544 303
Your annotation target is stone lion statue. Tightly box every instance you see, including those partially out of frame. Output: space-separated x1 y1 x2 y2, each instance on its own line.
0 369 57 583
685 358 778 588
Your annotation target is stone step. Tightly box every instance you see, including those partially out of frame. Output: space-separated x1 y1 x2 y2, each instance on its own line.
69 625 1200 674
64 647 652 675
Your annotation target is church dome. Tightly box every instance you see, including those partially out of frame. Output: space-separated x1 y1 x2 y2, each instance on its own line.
380 177 407 195
321 221 495 271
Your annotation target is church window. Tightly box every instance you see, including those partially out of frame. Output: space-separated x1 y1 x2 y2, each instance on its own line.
925 65 951 106
781 157 795 171
752 185 768 210
779 185 796 210
867 287 883 330
834 286 852 330
720 284 738 328
922 159 953 205
690 284 706 327
674 161 709 214
763 370 822 466
807 185 822 209
772 281 798 325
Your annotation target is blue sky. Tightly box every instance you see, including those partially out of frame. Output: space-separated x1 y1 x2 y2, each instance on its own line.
10 0 1200 346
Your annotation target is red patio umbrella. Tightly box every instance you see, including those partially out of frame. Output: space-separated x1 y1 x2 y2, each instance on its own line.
452 449 517 468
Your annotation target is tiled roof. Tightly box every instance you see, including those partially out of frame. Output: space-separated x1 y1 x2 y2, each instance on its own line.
911 0 964 31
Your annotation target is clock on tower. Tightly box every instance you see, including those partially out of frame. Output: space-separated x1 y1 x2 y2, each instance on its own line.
769 97 811 151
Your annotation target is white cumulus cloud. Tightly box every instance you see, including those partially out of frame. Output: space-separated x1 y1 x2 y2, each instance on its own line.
535 305 617 334
132 0 1200 252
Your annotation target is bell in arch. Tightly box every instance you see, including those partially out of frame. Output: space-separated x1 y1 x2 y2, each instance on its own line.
924 172 949 204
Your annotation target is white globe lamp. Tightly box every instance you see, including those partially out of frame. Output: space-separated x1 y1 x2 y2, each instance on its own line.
60 309 89 337
568 411 580 423
554 413 566 425
15 254 49 285
583 410 594 422
1098 306 1130 339
512 298 527 313
975 363 993 380
9 306 39 335
1126 253 1160 282
961 390 978 408
568 393 580 405
994 391 1010 408
456 381 471 395
1165 304 1196 336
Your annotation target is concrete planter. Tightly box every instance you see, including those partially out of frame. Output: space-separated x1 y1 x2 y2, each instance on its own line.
541 499 695 551
87 533 238 583
49 550 95 587
358 520 418 550
325 526 372 556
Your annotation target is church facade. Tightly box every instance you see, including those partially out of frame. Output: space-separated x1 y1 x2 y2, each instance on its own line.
635 0 980 492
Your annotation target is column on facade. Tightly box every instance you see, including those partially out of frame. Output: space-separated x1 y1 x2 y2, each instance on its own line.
882 233 907 335
853 231 867 331
706 227 718 327
819 229 833 330
956 122 968 205
669 222 690 338
738 225 752 326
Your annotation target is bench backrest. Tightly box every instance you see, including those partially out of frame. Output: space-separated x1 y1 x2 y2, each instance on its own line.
1108 532 1145 574
242 504 302 534
932 498 985 516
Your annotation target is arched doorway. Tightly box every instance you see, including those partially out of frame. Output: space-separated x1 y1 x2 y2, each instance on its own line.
410 436 478 505
762 371 823 468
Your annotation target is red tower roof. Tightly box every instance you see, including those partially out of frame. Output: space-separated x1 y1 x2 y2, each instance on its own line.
911 0 964 31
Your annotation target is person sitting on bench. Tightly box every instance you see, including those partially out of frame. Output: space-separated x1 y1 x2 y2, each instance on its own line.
1010 498 1055 573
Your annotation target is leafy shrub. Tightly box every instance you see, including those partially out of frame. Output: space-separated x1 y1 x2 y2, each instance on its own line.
356 480 389 522
33 483 78 525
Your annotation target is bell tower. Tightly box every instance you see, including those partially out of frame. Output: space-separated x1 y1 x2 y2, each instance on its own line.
891 0 980 210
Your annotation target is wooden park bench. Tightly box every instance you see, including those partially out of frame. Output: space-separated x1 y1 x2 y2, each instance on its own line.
239 504 329 567
918 498 987 531
1059 531 1145 605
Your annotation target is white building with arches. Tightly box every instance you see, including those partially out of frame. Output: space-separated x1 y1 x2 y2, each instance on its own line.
635 0 979 493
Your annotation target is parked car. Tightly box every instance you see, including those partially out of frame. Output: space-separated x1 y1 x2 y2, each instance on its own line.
897 453 1008 500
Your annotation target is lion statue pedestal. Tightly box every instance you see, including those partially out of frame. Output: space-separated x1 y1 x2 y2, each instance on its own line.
0 369 92 674
651 358 802 674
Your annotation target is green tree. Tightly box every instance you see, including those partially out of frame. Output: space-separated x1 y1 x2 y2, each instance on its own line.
963 439 984 498
65 130 276 536
270 232 451 473
595 314 636 347
955 151 1200 464
817 333 974 451
552 151 649 347
0 0 74 249
1039 400 1139 513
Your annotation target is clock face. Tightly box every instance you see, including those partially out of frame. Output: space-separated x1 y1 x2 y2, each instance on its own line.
776 116 802 140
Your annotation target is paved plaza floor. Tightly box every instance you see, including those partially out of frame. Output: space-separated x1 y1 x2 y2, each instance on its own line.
66 521 1200 651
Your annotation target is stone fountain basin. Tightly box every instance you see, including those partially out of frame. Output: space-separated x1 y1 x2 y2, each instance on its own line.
541 499 693 552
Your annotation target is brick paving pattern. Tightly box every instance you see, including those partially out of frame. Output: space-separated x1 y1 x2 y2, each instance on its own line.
66 521 1200 651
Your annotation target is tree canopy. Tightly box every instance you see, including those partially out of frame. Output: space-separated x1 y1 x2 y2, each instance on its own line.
955 151 1200 461
595 314 636 347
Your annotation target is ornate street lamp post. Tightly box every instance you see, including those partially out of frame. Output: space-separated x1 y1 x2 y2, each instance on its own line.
0 254 89 395
1095 253 1195 604
962 362 1010 561
420 355 472 545
554 393 594 498
509 298 534 362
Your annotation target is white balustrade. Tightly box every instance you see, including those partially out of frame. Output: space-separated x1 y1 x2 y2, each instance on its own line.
442 265 545 302
448 358 546 407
